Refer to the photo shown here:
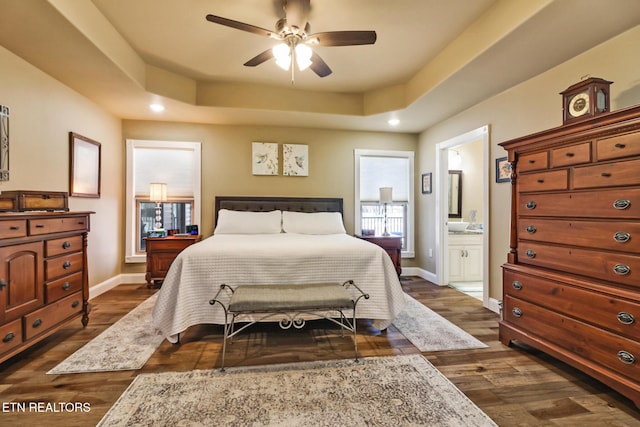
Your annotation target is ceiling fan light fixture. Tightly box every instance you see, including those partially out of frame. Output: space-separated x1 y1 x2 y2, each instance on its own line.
272 43 291 70
295 43 312 71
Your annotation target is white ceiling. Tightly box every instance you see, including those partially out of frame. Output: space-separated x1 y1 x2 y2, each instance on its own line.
1 0 639 133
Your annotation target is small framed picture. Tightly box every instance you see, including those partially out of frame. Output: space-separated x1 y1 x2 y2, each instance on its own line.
496 157 512 183
421 173 432 194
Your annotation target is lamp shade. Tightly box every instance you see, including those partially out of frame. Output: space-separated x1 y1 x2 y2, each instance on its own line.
149 182 167 202
379 187 393 204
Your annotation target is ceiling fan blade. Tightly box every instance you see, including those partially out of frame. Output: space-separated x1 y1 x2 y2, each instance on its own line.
310 51 332 77
309 30 377 46
244 49 274 67
206 14 276 38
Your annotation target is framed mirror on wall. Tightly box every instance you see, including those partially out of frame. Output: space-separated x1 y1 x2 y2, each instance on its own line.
448 170 462 218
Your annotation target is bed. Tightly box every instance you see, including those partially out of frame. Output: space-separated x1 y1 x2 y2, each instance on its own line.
152 196 406 343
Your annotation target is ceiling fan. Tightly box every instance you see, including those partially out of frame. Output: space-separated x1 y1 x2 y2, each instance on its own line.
205 0 376 79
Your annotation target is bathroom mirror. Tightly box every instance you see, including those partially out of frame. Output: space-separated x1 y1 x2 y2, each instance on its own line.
448 170 462 218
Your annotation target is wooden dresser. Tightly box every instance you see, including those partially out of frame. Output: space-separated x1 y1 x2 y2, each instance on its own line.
499 105 640 407
0 211 92 364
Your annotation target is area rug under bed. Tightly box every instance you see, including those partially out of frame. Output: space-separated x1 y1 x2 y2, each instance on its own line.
47 294 163 374
97 354 497 426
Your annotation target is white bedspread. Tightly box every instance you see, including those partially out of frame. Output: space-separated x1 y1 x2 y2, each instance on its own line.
152 233 406 342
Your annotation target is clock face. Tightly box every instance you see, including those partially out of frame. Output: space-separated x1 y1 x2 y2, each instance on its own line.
568 92 590 117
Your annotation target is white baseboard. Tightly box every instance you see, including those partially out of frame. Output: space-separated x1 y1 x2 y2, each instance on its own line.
402 267 440 285
89 273 146 300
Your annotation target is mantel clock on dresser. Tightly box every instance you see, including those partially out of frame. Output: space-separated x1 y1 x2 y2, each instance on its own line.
560 77 612 124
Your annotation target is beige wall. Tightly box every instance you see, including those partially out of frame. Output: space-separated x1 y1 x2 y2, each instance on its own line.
0 45 123 287
418 25 640 301
121 121 419 274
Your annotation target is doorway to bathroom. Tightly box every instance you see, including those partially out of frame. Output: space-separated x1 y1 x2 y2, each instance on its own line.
435 126 489 306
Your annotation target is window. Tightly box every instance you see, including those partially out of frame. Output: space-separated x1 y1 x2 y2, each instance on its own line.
355 149 415 257
125 140 201 262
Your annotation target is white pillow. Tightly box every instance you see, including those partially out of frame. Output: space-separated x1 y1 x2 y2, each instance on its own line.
282 211 346 234
214 209 282 234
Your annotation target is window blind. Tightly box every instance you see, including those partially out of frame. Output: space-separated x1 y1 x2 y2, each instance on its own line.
134 147 195 198
359 156 410 202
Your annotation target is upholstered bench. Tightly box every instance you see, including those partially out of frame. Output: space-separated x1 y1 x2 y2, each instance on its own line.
209 280 369 371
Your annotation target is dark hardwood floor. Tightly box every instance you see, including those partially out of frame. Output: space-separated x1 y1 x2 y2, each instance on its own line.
1 277 639 426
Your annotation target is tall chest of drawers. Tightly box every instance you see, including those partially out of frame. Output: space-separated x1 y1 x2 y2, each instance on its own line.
0 211 92 364
499 105 640 407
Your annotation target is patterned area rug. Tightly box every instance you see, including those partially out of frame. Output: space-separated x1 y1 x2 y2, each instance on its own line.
97 354 497 426
392 293 488 351
47 294 163 374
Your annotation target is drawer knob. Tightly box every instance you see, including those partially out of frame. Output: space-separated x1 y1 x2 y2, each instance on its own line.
71 300 80 308
63 261 71 269
526 225 537 234
526 201 537 210
601 172 612 178
3 332 15 343
615 143 626 149
512 281 523 290
512 307 523 318
62 241 71 249
32 319 42 328
525 249 536 258
617 350 636 365
613 199 631 210
617 312 635 325
9 226 20 230
35 224 45 228
536 179 544 183
613 231 631 243
565 152 575 157
613 264 631 276
62 282 71 291
528 159 536 164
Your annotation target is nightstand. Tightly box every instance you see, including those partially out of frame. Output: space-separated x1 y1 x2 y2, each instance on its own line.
356 235 402 276
145 235 201 287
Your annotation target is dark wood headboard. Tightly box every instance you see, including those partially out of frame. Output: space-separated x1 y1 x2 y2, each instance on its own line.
214 196 343 226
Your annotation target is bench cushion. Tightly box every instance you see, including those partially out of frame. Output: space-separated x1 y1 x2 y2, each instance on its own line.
229 283 353 312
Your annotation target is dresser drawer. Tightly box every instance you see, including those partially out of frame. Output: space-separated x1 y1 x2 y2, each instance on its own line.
45 271 83 303
518 188 640 218
23 292 83 341
518 170 568 192
597 132 640 161
551 142 591 167
504 268 640 338
45 252 83 280
517 218 640 253
29 216 89 236
573 158 640 189
0 318 23 355
518 151 548 172
503 295 640 383
46 235 83 257
518 242 640 288
0 220 27 239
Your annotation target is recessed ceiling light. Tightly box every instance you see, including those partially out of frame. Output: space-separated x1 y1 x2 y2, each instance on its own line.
149 103 165 113
388 118 400 126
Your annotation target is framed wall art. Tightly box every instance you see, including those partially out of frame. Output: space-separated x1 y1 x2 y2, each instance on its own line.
496 157 512 183
69 132 101 197
252 142 278 175
283 143 308 176
421 172 432 194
